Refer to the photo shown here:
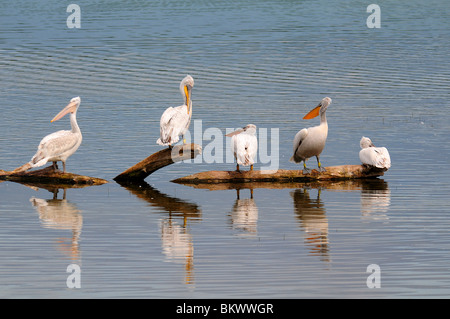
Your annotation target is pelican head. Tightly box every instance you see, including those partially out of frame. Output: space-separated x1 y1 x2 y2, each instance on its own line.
360 136 375 149
226 124 257 137
303 97 332 120
180 75 194 113
243 124 257 135
51 96 81 123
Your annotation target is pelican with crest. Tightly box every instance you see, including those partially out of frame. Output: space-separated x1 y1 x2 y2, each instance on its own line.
290 97 331 174
359 136 391 169
226 124 258 171
157 75 195 148
28 96 83 173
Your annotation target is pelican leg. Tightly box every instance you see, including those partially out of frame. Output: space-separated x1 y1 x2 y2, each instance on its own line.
316 156 326 172
52 161 58 171
302 161 311 174
250 164 253 171
62 161 67 173
236 164 240 172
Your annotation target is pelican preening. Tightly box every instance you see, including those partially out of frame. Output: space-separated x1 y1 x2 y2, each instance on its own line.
290 97 331 174
359 136 391 169
226 124 258 171
29 97 82 173
157 75 195 148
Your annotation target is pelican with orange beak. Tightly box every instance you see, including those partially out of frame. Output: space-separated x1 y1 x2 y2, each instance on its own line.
157 75 195 148
29 96 82 173
290 97 331 174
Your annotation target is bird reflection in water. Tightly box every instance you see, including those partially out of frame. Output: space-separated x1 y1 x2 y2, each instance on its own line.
290 188 330 262
228 188 258 237
117 181 201 285
29 187 82 262
360 179 390 222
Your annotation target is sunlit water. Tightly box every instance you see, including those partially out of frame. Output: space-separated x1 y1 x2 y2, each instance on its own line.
0 1 449 298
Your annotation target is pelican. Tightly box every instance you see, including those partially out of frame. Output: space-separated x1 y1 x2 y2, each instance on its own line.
29 96 82 173
157 75 195 148
226 124 258 171
359 136 391 169
290 97 332 174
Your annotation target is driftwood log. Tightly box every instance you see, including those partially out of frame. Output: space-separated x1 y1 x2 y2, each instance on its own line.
113 143 202 182
172 174 389 192
172 165 386 185
0 166 108 186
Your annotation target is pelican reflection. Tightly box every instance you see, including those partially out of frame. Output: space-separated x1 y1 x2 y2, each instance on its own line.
291 188 330 262
117 181 201 285
30 188 82 262
228 188 258 237
360 179 390 221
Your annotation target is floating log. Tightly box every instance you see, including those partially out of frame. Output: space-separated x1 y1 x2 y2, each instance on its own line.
0 165 108 186
172 165 386 185
113 143 202 182
172 175 388 192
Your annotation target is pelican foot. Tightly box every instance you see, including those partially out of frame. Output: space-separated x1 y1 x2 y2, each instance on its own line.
317 166 327 173
302 167 312 174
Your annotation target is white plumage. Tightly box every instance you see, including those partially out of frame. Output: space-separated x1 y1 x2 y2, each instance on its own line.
157 75 194 147
359 136 391 169
226 124 258 171
29 96 82 172
290 97 331 173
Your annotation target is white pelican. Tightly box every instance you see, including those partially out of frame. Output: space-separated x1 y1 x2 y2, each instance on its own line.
226 124 258 171
157 75 195 148
290 97 332 174
29 97 82 173
359 136 391 169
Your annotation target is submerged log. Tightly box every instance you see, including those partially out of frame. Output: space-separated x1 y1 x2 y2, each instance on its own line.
0 165 108 186
172 165 386 185
114 143 202 182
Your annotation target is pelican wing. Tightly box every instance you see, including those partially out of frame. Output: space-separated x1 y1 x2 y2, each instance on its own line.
31 130 79 166
233 134 257 166
157 105 190 146
290 128 308 163
359 147 391 169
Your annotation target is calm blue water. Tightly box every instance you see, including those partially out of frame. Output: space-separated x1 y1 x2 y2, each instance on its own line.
0 0 449 298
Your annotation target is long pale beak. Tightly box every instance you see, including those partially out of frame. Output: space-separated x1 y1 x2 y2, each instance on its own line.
184 85 191 114
51 101 78 122
226 128 244 137
303 103 321 120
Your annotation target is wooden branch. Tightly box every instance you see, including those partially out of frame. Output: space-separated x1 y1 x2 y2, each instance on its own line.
172 165 386 185
172 175 388 191
0 165 108 186
113 143 202 182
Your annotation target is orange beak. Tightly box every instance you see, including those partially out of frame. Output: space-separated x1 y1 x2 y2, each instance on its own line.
51 101 78 122
184 85 191 114
302 104 321 120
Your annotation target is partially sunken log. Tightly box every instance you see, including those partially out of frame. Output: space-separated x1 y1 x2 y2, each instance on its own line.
0 165 108 186
114 143 202 182
172 165 386 185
